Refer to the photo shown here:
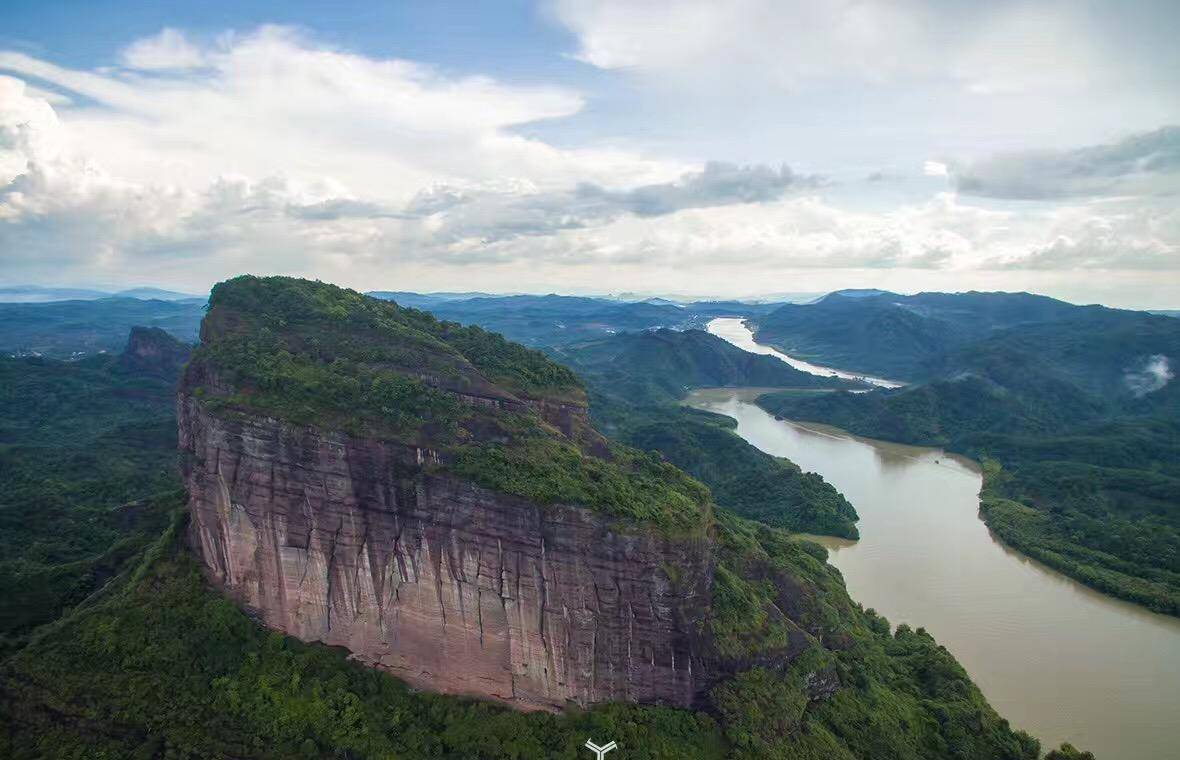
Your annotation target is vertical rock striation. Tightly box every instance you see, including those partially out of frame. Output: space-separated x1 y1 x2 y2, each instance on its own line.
179 396 716 710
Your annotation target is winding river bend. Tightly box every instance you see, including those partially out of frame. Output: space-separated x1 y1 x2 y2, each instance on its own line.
690 320 1180 760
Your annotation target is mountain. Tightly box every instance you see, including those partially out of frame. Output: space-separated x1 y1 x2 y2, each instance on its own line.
364 290 493 310
757 304 1180 615
118 325 194 377
607 404 861 539
754 290 1092 381
401 292 694 347
0 285 112 302
178 276 733 710
112 287 203 300
0 297 205 359
556 327 865 406
0 276 1045 758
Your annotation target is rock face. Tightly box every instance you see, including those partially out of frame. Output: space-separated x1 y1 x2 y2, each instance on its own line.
179 396 716 710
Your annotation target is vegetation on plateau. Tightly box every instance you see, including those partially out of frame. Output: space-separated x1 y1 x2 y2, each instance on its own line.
192 276 714 534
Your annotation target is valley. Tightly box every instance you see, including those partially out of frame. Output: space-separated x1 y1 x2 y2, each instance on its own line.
3 281 1176 758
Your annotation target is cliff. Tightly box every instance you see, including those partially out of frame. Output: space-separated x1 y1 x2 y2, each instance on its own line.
179 276 725 710
179 397 715 709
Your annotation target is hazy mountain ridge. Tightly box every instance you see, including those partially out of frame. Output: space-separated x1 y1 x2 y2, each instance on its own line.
556 327 863 405
370 291 779 348
0 285 202 302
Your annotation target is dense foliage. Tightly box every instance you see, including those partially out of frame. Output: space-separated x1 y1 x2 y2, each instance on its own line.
450 436 712 535
202 275 584 403
546 326 862 538
0 351 181 644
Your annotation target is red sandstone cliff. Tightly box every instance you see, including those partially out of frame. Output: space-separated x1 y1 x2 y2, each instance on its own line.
178 395 715 710
176 276 737 711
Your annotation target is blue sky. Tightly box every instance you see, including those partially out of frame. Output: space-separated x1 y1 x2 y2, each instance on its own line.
1 2 569 72
1 1 1178 306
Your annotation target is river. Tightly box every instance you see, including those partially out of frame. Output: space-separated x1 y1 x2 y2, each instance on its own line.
705 317 905 388
688 320 1180 760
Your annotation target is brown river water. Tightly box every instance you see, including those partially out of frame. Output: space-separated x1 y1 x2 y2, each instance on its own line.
687 319 1180 759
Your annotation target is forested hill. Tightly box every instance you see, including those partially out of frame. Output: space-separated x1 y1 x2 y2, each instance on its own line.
757 307 1180 615
753 290 1111 381
555 327 864 405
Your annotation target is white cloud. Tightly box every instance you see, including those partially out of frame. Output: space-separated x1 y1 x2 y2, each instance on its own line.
0 26 671 199
553 0 932 86
923 161 948 178
1124 355 1173 396
121 28 208 70
0 24 1178 306
551 0 1178 98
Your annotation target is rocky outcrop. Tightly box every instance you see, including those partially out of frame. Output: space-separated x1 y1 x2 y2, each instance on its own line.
120 326 192 377
179 397 717 711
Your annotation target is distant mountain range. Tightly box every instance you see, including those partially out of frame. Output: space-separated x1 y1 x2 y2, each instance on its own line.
755 289 1123 381
0 285 203 303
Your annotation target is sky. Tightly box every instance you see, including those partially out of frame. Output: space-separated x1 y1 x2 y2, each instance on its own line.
1 1 1178 307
